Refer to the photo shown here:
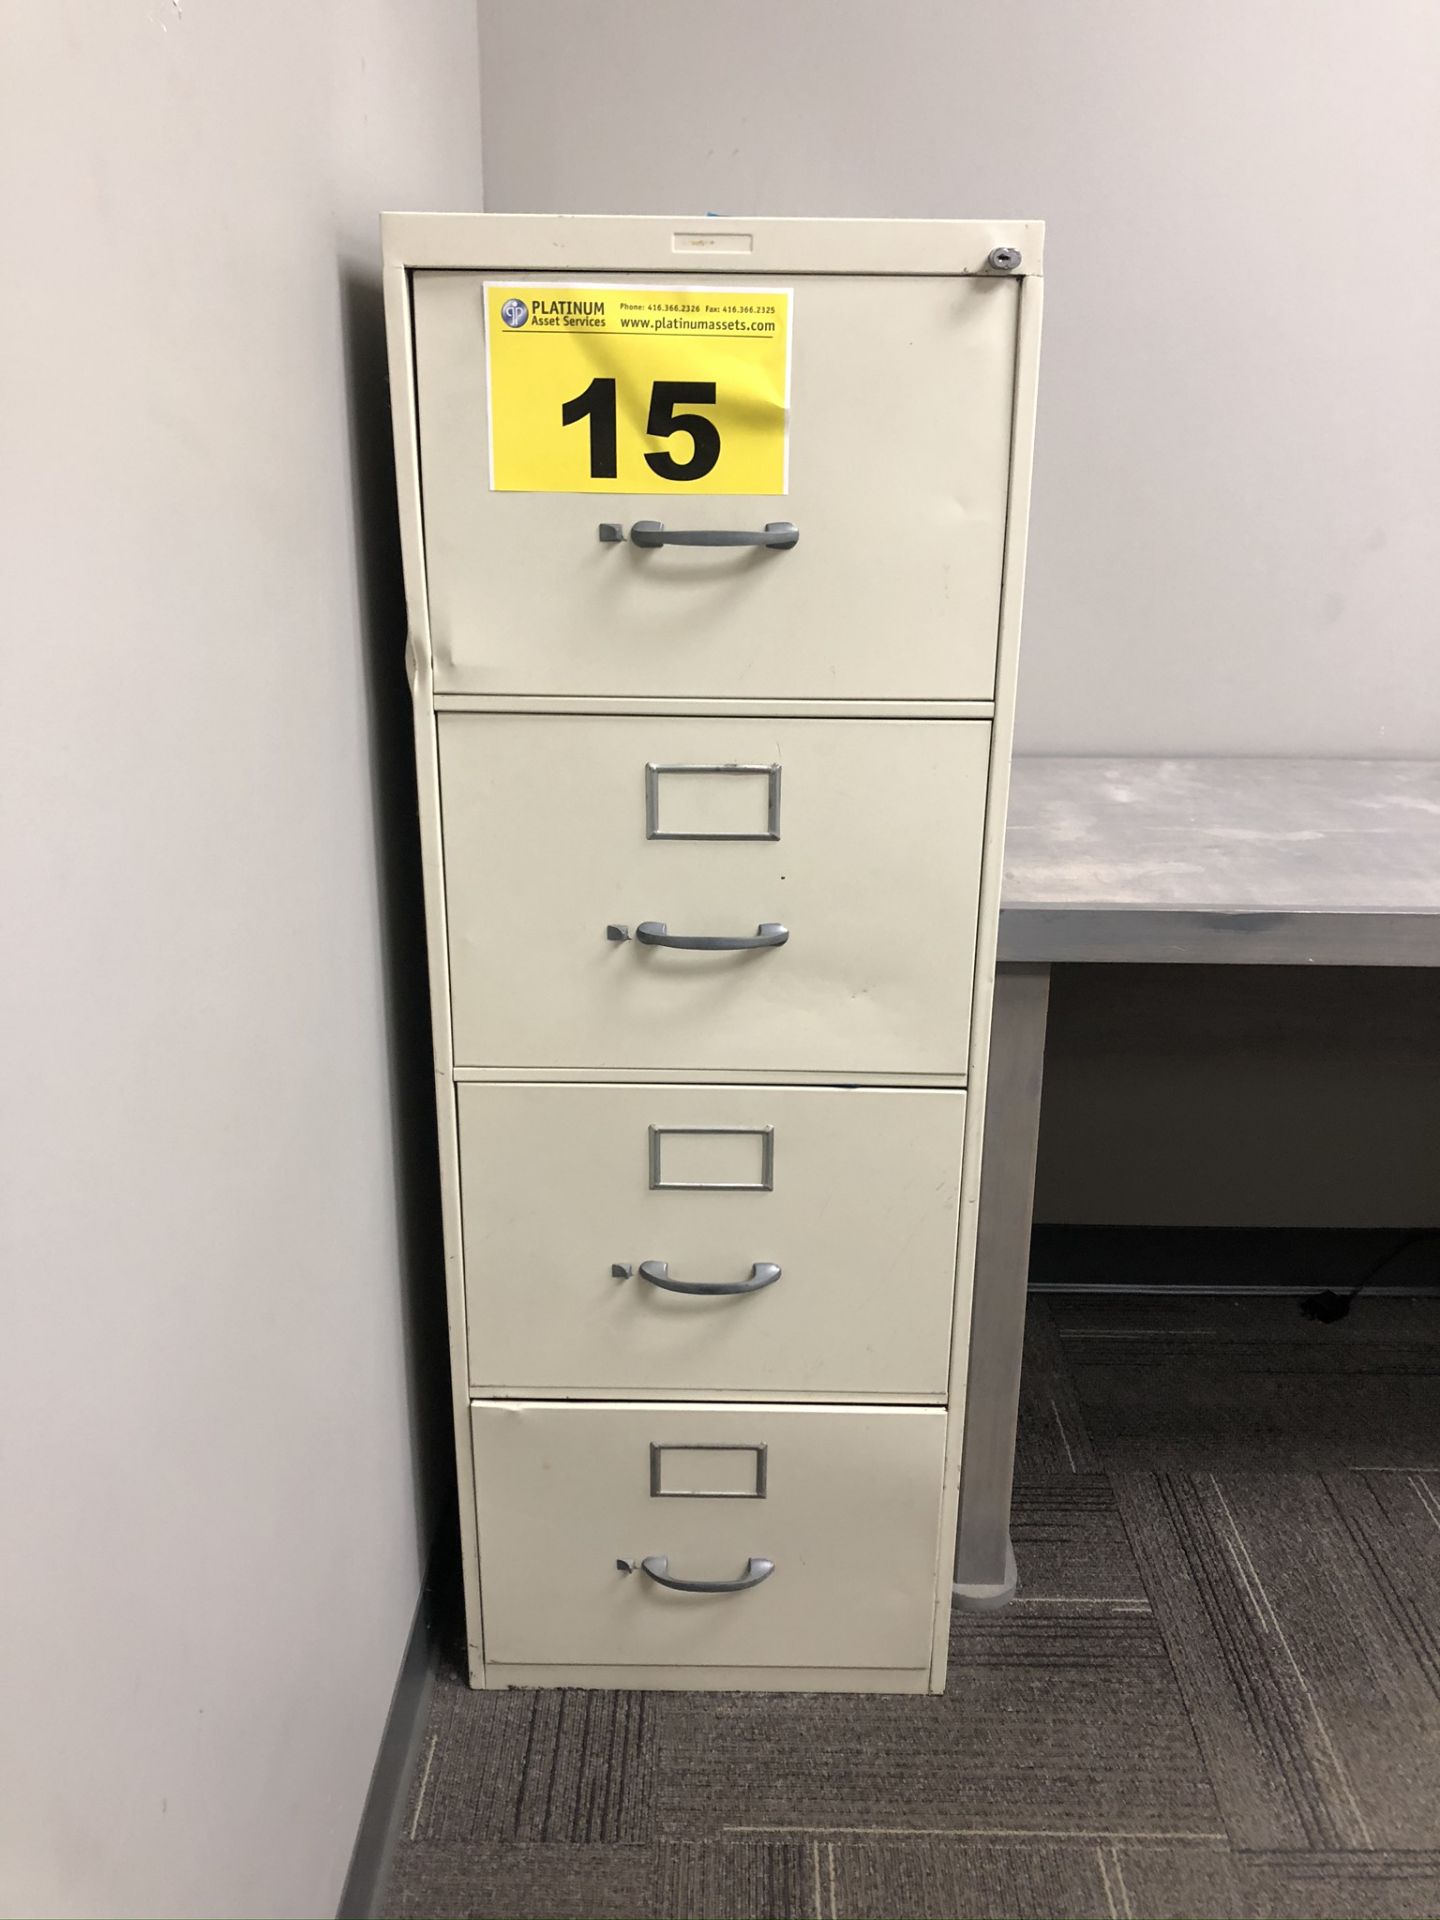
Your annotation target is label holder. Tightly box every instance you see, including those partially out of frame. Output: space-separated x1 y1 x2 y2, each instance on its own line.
645 762 782 842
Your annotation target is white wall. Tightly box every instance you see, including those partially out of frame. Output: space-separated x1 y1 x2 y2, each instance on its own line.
0 6 480 1916
474 0 1439 1231
477 0 1440 757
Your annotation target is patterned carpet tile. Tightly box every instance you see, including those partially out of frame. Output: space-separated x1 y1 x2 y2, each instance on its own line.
383 1834 1440 1920
1078 1374 1440 1473
1115 1469 1440 1852
1008 1475 1150 1604
658 1839 820 1920
1084 1841 1246 1920
824 1836 1161 1920
645 1604 1219 1843
385 1841 661 1919
1013 1303 1100 1478
1055 1297 1440 1472
1213 1473 1440 1849
406 1680 655 1845
1323 1468 1440 1702
1092 1842 1440 1920
1226 1849 1440 1920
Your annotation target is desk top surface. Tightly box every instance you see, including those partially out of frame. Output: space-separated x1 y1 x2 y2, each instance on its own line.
1000 758 1440 964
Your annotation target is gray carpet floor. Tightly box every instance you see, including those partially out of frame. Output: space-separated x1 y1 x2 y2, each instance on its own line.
382 1296 1440 1918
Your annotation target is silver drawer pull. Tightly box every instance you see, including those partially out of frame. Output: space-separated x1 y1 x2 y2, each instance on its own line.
633 920 788 951
601 520 798 550
638 1260 781 1297
639 1554 775 1593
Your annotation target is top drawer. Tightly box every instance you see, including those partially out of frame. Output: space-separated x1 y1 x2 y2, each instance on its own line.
412 272 1019 702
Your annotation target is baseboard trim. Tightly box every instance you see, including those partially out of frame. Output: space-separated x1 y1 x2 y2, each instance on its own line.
336 1558 438 1920
1028 1224 1439 1298
1031 1282 1439 1297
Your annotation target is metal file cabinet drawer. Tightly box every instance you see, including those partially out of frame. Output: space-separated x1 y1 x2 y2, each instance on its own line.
472 1401 947 1677
459 1082 966 1398
439 713 990 1077
412 271 1019 702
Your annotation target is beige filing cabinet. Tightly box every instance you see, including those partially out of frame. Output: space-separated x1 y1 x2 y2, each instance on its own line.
381 213 1043 1694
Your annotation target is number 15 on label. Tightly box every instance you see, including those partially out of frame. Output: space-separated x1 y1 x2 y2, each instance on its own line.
561 379 723 483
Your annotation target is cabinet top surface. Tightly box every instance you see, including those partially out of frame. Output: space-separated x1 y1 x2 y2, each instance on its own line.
381 211 1044 277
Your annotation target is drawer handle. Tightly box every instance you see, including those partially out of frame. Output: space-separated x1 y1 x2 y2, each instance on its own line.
601 520 799 551
639 1260 781 1297
632 920 789 951
639 1554 775 1594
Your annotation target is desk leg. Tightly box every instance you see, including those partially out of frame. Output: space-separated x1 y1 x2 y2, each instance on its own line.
953 961 1051 1610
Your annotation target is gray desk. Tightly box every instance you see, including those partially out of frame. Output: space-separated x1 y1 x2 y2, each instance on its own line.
953 756 1440 1608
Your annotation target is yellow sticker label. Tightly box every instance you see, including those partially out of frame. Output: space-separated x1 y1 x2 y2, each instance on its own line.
484 282 790 494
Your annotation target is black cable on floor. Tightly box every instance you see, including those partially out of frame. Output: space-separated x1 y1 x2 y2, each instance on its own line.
1299 1230 1437 1323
